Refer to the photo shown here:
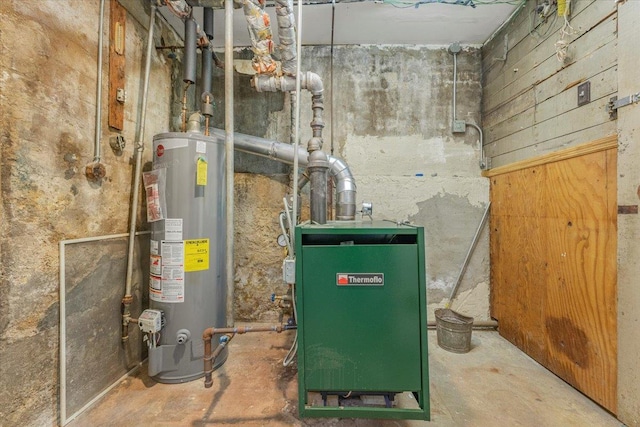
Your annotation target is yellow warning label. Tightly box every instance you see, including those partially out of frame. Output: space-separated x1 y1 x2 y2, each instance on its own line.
196 157 207 186
185 239 209 272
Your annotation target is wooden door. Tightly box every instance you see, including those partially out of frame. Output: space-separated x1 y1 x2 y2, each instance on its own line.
486 137 617 413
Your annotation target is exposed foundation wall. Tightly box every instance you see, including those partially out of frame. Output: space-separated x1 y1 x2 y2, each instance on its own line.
210 45 489 323
0 1 174 424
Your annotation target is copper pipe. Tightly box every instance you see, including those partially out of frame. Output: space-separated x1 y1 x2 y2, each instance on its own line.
181 81 191 132
202 324 291 388
204 95 210 136
121 294 134 344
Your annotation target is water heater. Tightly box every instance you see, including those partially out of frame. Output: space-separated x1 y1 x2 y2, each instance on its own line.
146 132 227 383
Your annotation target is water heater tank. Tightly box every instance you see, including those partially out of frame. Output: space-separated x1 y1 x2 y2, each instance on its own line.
147 132 227 383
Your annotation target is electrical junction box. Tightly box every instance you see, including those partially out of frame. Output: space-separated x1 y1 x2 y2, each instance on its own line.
139 309 163 333
453 119 466 133
295 221 430 420
283 258 296 284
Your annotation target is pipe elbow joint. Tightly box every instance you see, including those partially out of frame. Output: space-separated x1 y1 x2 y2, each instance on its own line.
307 137 324 153
304 71 324 95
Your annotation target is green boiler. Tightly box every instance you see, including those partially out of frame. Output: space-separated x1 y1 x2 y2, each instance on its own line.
295 221 430 420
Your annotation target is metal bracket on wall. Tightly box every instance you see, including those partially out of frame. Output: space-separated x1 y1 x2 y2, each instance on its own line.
607 92 640 120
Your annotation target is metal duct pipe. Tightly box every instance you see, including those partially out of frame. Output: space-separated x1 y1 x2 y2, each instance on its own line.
184 17 197 84
210 129 356 220
274 0 297 76
308 151 328 224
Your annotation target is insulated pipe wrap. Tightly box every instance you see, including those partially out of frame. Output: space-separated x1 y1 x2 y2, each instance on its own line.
274 0 297 75
243 0 277 74
183 18 197 83
203 7 214 39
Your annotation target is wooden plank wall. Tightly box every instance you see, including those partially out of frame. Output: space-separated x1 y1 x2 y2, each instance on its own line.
487 139 617 412
481 0 618 168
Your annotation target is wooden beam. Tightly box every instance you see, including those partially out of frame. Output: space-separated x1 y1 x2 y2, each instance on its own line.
108 0 126 131
483 135 617 177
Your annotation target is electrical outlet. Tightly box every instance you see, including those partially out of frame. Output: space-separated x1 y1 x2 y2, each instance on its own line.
453 120 466 133
577 81 591 106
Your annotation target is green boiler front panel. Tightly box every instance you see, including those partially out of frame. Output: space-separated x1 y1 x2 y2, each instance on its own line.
295 221 430 421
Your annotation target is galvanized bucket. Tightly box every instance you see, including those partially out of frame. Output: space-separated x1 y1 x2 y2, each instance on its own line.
434 308 474 353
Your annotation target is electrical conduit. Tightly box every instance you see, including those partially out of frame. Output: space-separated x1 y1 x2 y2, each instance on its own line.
225 0 235 327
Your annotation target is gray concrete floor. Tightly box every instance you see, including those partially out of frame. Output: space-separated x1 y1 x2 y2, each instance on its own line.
70 327 621 426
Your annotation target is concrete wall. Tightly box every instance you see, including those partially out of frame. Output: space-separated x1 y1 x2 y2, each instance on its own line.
211 45 490 323
0 1 175 424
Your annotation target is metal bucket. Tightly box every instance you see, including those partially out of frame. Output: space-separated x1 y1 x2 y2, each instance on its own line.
435 308 474 353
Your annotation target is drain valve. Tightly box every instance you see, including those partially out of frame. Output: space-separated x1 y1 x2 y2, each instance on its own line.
176 329 191 345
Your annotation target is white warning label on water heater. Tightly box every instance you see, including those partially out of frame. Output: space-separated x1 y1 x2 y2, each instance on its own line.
149 241 185 303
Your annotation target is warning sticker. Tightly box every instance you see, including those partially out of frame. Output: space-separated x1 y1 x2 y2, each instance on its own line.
161 241 184 265
160 266 184 302
164 218 183 241
149 275 162 302
185 239 209 272
150 239 159 255
150 254 162 276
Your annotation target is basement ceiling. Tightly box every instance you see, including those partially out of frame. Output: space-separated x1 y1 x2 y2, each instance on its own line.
159 1 523 47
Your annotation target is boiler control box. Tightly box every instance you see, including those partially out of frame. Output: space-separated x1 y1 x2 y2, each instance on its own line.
139 309 163 333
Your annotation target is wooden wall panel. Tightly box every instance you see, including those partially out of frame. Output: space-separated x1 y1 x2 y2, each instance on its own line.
490 142 617 412
481 0 618 168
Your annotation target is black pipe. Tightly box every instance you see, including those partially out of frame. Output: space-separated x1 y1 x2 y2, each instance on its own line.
203 7 214 40
183 18 197 84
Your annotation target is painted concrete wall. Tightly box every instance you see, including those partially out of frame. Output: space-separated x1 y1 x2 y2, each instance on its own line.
616 1 640 425
210 45 490 323
0 1 175 424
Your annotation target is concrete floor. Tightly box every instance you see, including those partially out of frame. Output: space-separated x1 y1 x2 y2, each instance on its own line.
70 327 621 427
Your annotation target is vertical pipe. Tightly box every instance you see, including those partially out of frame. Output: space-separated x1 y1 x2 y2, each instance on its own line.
452 52 457 124
184 17 197 84
202 8 214 95
446 202 491 308
59 241 66 425
94 0 106 162
291 0 303 245
203 7 214 40
225 0 235 327
124 4 156 319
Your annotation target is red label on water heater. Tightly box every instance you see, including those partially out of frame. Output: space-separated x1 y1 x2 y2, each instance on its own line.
157 144 165 157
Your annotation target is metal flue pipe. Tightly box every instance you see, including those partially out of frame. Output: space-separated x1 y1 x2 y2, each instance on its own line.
210 129 356 220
